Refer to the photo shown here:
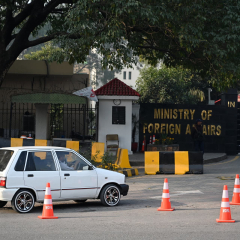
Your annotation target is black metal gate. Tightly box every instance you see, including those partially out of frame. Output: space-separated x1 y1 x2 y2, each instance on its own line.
0 102 97 141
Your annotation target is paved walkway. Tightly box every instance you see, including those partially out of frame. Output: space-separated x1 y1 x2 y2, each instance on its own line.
129 152 227 166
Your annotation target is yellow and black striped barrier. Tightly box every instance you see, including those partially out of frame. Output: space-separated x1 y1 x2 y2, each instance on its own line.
145 151 203 175
118 168 139 177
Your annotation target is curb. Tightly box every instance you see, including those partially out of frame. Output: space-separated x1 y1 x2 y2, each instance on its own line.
117 168 139 177
203 154 227 164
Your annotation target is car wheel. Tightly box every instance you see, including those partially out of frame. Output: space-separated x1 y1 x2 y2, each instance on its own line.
74 200 87 203
100 184 121 207
0 201 7 208
11 189 35 213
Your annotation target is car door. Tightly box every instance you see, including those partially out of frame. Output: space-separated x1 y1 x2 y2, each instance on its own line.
23 150 61 201
54 150 98 199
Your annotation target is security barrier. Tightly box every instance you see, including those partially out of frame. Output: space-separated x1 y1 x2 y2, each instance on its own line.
35 139 47 146
145 151 203 175
116 149 132 169
66 141 79 152
11 138 23 147
91 142 105 162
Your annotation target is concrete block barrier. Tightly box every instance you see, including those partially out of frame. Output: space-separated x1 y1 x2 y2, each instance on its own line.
145 151 203 175
118 168 139 177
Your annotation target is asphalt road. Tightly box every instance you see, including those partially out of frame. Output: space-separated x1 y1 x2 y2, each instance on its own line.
1 155 240 240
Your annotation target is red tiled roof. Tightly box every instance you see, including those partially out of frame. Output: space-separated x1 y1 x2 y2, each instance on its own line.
95 78 140 96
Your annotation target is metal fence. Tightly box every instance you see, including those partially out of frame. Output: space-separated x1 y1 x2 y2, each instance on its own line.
0 102 97 141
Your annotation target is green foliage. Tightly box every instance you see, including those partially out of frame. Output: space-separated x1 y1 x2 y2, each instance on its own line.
136 65 208 104
24 42 65 61
2 1 240 89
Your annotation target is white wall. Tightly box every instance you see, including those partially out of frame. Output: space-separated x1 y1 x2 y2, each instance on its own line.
98 99 132 154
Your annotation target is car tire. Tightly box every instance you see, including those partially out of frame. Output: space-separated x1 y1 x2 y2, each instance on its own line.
0 201 7 208
100 184 121 207
74 200 87 203
11 189 35 213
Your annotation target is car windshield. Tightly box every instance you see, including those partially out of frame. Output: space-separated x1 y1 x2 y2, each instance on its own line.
0 150 14 171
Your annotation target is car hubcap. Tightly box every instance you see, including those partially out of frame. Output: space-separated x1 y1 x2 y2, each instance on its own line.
16 192 34 212
105 187 120 206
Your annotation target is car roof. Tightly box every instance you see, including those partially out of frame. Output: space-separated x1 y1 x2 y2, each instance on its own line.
0 146 72 151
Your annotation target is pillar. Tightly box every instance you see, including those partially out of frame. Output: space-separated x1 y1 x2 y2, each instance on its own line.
35 104 49 139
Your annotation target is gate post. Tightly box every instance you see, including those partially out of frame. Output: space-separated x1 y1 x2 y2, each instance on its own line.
221 89 238 155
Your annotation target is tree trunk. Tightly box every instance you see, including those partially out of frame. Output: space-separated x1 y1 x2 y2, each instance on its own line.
0 54 15 88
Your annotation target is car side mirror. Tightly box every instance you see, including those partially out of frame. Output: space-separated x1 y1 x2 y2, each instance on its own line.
88 165 94 170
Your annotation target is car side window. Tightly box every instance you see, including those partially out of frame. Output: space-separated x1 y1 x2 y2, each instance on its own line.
55 151 89 171
25 151 56 171
15 151 27 171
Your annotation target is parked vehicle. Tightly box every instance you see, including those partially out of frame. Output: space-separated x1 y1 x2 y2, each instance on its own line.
0 147 129 213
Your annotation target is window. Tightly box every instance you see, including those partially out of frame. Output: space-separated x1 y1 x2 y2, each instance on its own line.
55 151 89 171
25 151 56 171
129 71 132 80
15 151 27 171
112 106 125 124
123 71 126 80
0 150 14 171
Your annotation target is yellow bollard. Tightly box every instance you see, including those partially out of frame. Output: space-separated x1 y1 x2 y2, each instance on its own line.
145 151 159 175
11 138 23 147
66 141 79 152
35 139 47 146
118 149 131 168
91 142 105 162
174 151 189 175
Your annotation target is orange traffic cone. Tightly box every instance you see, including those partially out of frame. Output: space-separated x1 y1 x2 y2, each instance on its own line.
216 185 235 223
38 183 58 219
157 178 175 211
230 174 240 205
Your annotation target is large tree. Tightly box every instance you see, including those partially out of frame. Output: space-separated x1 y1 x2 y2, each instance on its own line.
1 0 240 89
136 65 208 104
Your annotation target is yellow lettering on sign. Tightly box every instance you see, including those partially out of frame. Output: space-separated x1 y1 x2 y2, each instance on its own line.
201 110 207 120
169 124 174 134
184 109 189 120
228 101 235 107
185 124 191 134
208 125 211 135
178 109 183 119
203 125 207 135
211 125 215 135
173 109 178 119
170 109 173 119
143 124 148 133
148 123 153 133
216 125 221 136
155 123 160 133
190 109 195 120
166 123 169 134
154 109 161 119
161 123 166 133
175 124 181 134
164 109 170 119
208 110 212 120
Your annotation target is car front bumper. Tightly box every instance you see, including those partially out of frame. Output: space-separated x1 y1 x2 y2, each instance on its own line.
120 184 129 196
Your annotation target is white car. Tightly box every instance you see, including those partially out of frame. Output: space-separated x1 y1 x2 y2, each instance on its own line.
0 147 129 213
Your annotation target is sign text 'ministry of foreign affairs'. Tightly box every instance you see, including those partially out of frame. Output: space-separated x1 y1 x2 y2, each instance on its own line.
142 108 221 136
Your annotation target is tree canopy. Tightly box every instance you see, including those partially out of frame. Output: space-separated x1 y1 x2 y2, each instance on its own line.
1 0 240 89
136 65 208 104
